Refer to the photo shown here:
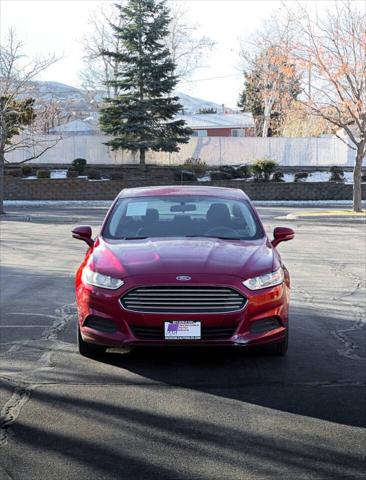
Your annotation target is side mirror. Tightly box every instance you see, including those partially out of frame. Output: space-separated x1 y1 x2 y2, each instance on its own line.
272 227 295 247
72 225 94 247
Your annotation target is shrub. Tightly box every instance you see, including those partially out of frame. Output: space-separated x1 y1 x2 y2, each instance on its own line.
217 165 251 180
209 170 232 180
6 168 22 177
21 164 33 177
109 172 124 180
72 158 87 174
36 169 50 179
251 158 278 181
182 157 207 177
272 171 284 182
174 169 197 182
67 168 78 178
88 169 102 180
218 166 235 179
294 172 309 182
329 166 345 182
235 164 252 179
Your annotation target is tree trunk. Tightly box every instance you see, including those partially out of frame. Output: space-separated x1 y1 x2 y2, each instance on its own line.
262 113 270 138
353 142 365 212
262 97 274 138
0 149 5 215
139 148 146 166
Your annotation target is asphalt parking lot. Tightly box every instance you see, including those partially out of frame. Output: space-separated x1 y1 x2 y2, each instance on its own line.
0 204 365 480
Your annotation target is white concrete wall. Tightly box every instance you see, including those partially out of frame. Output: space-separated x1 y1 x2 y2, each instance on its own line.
5 134 356 166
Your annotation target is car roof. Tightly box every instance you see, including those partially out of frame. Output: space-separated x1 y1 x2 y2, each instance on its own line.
118 185 249 201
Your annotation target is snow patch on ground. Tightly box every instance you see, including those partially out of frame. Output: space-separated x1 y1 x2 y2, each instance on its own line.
50 169 68 179
21 171 109 180
197 170 356 183
284 171 354 183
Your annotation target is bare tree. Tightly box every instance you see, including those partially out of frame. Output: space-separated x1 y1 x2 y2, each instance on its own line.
291 1 366 212
80 3 124 97
0 28 59 214
168 1 215 80
239 12 302 137
281 101 334 137
80 0 215 95
35 96 82 133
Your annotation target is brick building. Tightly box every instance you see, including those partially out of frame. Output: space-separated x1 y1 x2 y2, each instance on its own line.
176 112 255 137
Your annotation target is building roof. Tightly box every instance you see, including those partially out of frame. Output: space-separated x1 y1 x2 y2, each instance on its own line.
175 112 255 129
51 112 255 135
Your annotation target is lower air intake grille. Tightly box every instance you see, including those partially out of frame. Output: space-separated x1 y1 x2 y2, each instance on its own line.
121 286 246 313
130 325 237 340
84 316 117 333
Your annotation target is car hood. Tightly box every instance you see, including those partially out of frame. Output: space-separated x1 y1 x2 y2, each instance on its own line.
91 237 276 280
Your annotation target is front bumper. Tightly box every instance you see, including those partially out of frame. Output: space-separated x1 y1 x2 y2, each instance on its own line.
76 273 289 349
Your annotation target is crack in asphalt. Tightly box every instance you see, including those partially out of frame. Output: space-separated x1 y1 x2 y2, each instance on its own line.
292 287 315 304
328 264 366 361
0 384 33 447
292 257 366 362
330 263 366 300
0 303 76 448
331 313 366 361
0 465 14 480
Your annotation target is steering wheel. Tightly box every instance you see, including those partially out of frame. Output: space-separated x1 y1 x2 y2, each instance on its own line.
205 226 240 237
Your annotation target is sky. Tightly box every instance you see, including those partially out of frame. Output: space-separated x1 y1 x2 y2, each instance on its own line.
1 0 362 108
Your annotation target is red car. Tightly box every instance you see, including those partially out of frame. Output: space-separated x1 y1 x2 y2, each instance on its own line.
72 186 294 357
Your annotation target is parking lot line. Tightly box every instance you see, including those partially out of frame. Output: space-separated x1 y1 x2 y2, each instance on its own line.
0 325 50 328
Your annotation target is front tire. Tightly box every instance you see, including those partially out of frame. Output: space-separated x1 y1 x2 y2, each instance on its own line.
77 325 106 358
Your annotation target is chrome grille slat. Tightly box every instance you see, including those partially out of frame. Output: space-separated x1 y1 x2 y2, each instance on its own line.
121 286 246 313
125 306 240 309
134 289 234 293
124 301 243 305
126 293 241 297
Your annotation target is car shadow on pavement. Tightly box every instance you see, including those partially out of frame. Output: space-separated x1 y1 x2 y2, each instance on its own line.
9 384 366 480
91 303 366 429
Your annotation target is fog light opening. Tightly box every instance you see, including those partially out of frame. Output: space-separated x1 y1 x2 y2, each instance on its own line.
84 316 117 333
250 317 281 334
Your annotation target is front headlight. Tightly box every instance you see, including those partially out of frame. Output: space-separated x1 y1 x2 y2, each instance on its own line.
82 266 124 290
243 268 284 290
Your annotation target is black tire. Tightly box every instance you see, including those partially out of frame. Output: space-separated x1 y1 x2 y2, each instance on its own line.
77 325 106 358
264 329 288 356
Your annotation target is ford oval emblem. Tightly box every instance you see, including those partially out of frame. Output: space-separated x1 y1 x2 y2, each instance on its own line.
176 275 191 281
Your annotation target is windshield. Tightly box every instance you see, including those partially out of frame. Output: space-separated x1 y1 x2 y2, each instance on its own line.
103 195 264 240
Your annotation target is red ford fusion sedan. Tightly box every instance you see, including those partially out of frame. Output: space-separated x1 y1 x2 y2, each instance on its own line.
72 186 294 357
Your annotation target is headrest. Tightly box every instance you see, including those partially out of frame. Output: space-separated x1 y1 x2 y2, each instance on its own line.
207 203 231 224
145 208 159 222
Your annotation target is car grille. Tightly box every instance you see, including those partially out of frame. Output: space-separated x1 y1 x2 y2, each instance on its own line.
130 325 237 340
120 286 246 313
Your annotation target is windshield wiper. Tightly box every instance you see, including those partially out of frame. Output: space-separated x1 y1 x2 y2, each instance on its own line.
121 236 148 240
185 235 244 240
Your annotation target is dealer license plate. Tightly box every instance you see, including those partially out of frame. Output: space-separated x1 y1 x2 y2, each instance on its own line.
164 321 201 340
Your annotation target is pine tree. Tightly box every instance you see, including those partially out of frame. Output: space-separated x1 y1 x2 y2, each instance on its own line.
99 0 192 165
238 70 263 135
